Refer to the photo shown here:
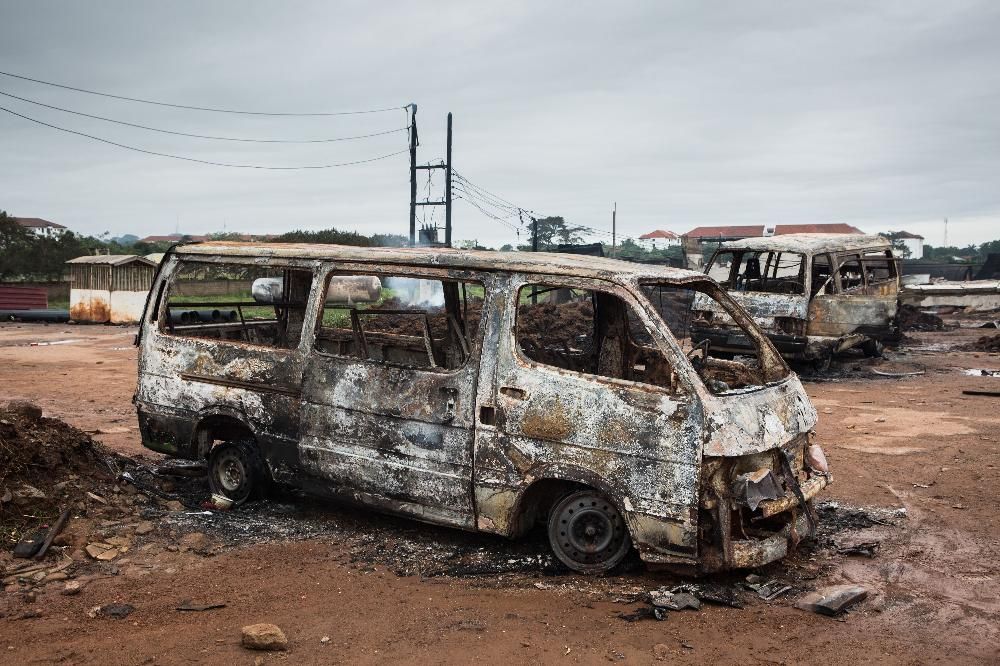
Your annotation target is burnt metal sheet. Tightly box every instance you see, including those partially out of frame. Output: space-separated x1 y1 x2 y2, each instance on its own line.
717 233 891 255
174 241 710 285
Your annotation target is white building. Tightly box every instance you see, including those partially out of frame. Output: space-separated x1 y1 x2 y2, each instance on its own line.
892 231 924 258
15 217 67 237
638 229 681 247
66 255 157 324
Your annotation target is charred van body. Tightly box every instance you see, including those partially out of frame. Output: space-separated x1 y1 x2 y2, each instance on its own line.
697 234 900 367
134 242 829 573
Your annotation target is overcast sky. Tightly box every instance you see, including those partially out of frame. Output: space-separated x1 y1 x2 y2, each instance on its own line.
2 1 998 248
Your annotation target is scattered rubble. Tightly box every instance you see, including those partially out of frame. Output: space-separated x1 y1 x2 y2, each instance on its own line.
90 603 136 619
837 541 881 558
969 334 1000 352
898 305 945 332
744 575 794 601
0 400 115 549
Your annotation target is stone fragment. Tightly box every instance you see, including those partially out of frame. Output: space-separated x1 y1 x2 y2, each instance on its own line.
134 521 155 536
241 623 289 651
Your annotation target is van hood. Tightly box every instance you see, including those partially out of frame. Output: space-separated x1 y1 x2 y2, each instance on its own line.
702 375 817 457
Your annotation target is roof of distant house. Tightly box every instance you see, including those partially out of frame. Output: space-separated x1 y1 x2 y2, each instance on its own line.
639 230 680 240
891 231 924 240
684 225 766 239
139 234 209 243
14 217 66 229
773 223 864 235
66 254 157 267
138 233 276 243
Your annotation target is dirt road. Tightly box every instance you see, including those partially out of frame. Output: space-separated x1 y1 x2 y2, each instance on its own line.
1 320 998 664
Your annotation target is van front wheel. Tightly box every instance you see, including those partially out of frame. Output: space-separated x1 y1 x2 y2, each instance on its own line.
547 489 632 574
208 440 268 506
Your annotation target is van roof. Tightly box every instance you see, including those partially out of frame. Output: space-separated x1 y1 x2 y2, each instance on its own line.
173 241 709 283
718 233 891 254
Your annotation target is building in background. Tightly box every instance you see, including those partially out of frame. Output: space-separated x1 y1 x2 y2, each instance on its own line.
886 231 925 258
638 229 681 248
680 223 865 268
66 255 157 324
14 217 67 237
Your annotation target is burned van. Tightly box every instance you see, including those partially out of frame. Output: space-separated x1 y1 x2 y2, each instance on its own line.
698 234 900 368
134 242 829 573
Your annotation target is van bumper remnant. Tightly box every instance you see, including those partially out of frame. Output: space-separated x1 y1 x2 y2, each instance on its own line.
695 437 831 572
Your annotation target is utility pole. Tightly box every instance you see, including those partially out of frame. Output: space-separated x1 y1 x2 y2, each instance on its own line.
531 216 539 304
408 103 418 245
408 107 453 247
943 217 948 248
611 202 617 257
445 112 453 248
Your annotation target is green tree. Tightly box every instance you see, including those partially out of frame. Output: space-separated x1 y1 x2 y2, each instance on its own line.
0 211 33 280
518 216 587 250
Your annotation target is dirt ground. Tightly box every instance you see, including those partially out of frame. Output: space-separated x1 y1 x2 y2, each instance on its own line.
1 318 998 665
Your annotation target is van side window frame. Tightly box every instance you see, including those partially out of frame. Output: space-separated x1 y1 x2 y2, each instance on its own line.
156 257 317 353
834 253 866 293
510 274 687 397
311 265 487 375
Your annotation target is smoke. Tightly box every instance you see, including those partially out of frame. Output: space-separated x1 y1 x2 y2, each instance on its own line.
384 277 445 307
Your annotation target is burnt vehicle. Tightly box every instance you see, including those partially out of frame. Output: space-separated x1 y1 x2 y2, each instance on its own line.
134 242 829 573
698 234 900 368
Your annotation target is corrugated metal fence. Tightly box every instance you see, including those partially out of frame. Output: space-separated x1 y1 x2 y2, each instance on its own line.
0 286 48 310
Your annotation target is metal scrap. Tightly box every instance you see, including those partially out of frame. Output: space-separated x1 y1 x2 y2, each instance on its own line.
794 585 869 616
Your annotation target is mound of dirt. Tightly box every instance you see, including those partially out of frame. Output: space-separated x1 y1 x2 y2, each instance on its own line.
969 334 1000 352
898 305 945 332
0 401 114 548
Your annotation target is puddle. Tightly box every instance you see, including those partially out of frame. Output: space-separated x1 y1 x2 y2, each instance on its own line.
962 368 1000 376
26 339 83 346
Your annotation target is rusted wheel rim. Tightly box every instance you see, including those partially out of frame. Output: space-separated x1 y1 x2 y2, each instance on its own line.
549 491 630 572
213 448 248 497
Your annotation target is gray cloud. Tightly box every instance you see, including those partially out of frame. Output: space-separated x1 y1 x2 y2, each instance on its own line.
1 0 998 247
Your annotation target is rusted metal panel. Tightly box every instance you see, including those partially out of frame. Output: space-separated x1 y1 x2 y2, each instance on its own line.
0 286 48 310
69 288 112 323
807 294 898 338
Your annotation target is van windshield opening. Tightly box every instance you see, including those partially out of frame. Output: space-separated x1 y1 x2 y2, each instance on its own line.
707 251 806 295
639 281 790 394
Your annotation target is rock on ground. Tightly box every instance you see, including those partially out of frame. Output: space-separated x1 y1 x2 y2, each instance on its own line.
241 623 289 651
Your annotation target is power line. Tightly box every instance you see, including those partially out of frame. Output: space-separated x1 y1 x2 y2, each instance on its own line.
0 89 409 143
452 171 521 211
452 194 520 233
0 105 408 170
0 69 405 116
452 172 615 242
451 183 522 230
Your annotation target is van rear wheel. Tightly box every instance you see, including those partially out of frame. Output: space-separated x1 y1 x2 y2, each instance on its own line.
547 489 631 574
207 439 268 506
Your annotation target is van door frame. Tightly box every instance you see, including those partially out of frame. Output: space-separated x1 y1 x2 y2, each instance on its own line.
472 271 702 560
298 263 492 529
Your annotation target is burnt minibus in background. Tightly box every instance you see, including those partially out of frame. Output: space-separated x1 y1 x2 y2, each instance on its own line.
134 242 830 573
697 234 900 370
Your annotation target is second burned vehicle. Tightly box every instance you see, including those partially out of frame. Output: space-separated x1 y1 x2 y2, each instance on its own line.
134 242 829 574
697 234 900 369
